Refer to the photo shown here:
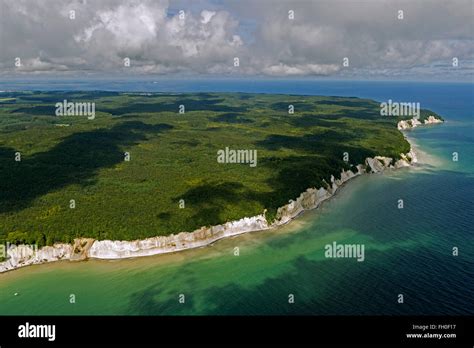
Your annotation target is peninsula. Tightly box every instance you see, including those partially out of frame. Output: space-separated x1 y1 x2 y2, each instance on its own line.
0 91 443 272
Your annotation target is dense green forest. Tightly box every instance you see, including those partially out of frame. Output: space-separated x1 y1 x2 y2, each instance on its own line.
0 91 442 246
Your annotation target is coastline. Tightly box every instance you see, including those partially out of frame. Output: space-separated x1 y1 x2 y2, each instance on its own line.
0 116 443 273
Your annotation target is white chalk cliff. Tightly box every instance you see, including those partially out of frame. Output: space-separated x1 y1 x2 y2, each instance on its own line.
0 243 72 273
0 116 443 273
88 215 269 259
0 238 94 273
397 115 443 130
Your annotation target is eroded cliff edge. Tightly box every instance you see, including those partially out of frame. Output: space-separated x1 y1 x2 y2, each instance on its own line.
0 116 442 273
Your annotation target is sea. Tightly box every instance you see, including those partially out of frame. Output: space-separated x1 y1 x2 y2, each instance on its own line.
0 79 473 315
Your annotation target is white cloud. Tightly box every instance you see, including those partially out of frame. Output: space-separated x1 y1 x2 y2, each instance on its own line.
69 1 243 72
0 0 472 79
262 63 340 76
15 57 69 73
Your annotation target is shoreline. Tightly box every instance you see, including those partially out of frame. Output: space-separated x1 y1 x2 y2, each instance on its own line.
0 116 443 274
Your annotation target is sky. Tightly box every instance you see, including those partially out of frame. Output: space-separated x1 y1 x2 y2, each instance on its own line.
0 0 473 81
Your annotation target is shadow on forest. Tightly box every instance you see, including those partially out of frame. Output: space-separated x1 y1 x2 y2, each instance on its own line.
176 129 377 226
270 101 318 112
0 121 173 214
316 99 376 108
180 182 246 227
104 99 248 116
13 105 58 116
288 115 338 128
213 112 254 124
256 132 375 163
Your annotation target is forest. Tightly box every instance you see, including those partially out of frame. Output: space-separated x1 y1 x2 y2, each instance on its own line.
0 91 442 246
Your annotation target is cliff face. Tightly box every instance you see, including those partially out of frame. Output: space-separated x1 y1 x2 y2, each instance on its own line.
88 215 269 259
397 115 443 130
365 148 418 173
0 238 95 273
272 167 363 226
0 117 443 272
0 243 72 273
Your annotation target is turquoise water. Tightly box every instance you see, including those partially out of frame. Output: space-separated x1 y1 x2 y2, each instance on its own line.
0 81 472 315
